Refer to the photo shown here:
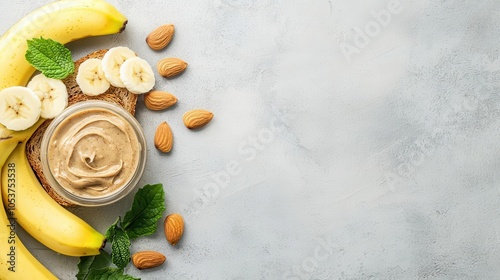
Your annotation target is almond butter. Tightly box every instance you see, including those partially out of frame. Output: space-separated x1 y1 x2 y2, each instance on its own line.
154 121 173 153
164 213 184 246
182 109 213 129
144 90 177 111
132 251 166 270
146 24 174 50
157 58 187 78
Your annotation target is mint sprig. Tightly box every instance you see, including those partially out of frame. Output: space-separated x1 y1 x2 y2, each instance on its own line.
77 184 166 279
107 184 165 268
25 37 74 79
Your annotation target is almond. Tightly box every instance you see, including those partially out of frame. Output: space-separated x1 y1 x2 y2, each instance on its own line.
132 251 166 270
182 109 213 129
164 213 184 246
144 90 177 111
154 121 173 153
146 24 174 50
157 58 187 78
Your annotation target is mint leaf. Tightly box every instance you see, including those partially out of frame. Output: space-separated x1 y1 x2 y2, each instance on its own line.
77 251 112 280
77 184 165 278
111 227 131 270
105 217 121 244
25 37 74 79
86 268 139 280
122 184 165 239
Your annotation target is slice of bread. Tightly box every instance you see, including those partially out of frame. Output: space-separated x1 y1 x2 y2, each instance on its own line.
26 49 138 206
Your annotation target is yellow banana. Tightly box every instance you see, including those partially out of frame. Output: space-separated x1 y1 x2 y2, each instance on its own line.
0 124 57 279
0 120 44 165
0 0 128 91
2 141 106 257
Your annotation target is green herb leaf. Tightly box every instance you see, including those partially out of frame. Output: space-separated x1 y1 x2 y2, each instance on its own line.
25 37 74 79
111 227 131 270
85 268 139 280
76 250 112 280
122 184 165 239
105 217 121 244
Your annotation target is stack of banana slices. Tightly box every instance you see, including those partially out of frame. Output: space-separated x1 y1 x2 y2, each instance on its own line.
0 74 68 131
77 46 155 96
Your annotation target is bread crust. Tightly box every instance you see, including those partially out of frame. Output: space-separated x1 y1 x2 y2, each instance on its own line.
26 49 138 206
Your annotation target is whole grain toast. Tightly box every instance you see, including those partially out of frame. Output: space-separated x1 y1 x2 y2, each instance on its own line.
26 49 138 206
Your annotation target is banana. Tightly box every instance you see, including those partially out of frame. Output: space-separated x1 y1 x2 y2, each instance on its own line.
0 0 128 91
0 120 44 165
0 121 57 279
76 58 111 96
1 141 106 257
0 86 42 131
102 46 137 87
120 57 156 94
0 228 57 279
27 73 68 119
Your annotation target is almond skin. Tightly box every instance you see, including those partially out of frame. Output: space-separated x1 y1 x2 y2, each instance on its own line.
146 24 174 50
182 109 213 129
164 213 184 246
132 251 166 270
157 58 187 78
144 90 177 111
154 121 173 153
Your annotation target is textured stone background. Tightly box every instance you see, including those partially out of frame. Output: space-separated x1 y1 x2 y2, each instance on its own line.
3 0 500 279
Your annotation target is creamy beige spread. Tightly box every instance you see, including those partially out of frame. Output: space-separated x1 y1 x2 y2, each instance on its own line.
47 108 140 198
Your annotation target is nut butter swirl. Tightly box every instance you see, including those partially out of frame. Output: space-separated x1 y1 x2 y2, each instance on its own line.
47 108 140 197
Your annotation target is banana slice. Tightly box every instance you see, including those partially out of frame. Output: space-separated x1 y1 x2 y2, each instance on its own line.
120 57 155 94
27 73 68 119
102 46 137 88
76 58 110 96
0 86 41 131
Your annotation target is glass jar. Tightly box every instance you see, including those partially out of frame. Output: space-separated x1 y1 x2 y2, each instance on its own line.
41 100 147 206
